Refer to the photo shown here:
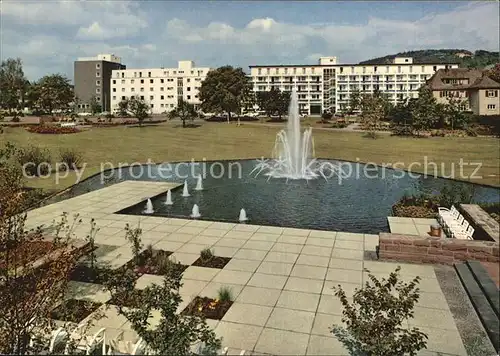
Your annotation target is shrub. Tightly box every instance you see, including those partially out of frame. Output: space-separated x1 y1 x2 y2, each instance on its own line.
104 113 115 119
331 122 348 129
332 267 427 356
11 116 20 123
200 248 214 262
59 148 83 170
217 286 234 302
16 145 52 177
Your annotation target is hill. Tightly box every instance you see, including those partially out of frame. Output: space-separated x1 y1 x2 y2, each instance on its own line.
359 49 499 68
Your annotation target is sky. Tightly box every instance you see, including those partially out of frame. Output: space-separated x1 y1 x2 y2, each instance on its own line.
0 0 499 81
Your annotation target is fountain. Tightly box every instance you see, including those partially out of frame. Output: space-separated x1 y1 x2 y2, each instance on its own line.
143 198 154 214
164 189 173 205
182 180 190 197
195 175 203 191
251 87 344 180
238 208 248 222
190 204 201 218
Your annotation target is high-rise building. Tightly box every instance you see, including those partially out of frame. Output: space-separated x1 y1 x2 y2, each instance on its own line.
109 60 211 114
250 56 459 114
74 54 126 113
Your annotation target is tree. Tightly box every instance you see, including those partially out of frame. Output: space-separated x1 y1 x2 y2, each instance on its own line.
256 91 273 118
0 58 27 118
275 90 291 120
445 96 470 130
360 93 385 138
255 88 290 120
410 86 438 135
89 95 102 115
332 267 428 356
484 63 500 84
117 98 129 117
198 66 249 123
30 74 73 116
0 143 81 354
168 98 197 128
347 88 361 115
127 97 149 126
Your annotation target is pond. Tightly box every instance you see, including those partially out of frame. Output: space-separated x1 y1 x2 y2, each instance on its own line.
44 159 500 234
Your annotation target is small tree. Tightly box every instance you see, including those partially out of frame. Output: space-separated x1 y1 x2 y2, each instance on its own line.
127 97 150 126
332 267 428 356
198 66 249 123
125 223 143 265
348 87 361 115
117 98 129 117
411 86 438 135
0 58 26 118
445 96 470 130
29 74 73 116
89 95 102 115
168 98 197 127
360 94 385 138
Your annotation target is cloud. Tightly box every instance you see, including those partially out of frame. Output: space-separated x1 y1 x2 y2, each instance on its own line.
1 1 498 80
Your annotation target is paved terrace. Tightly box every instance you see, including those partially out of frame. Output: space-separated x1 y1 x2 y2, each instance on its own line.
26 181 467 355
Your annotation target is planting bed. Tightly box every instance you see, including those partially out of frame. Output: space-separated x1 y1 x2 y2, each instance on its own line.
192 256 231 269
181 296 233 320
107 289 146 308
122 249 189 276
0 240 54 269
51 299 102 323
69 265 109 284
26 125 80 134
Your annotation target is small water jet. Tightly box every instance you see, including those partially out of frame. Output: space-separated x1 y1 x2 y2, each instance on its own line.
238 208 248 222
190 204 201 218
182 180 190 197
195 175 203 191
164 189 173 205
143 198 154 214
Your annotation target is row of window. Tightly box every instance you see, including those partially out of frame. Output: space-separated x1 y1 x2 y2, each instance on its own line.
115 70 205 78
111 86 199 93
113 95 197 101
439 91 468 98
487 104 497 110
256 65 448 75
112 78 202 85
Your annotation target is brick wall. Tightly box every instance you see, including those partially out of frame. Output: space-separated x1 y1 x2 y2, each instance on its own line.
378 233 500 265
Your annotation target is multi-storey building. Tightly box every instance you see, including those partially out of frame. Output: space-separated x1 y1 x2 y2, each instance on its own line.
427 68 500 116
109 61 211 114
249 56 459 115
74 54 126 113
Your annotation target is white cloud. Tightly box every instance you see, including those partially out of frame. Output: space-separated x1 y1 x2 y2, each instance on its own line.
0 1 498 80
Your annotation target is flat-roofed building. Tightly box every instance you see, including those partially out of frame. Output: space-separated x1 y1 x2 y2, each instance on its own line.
110 60 211 115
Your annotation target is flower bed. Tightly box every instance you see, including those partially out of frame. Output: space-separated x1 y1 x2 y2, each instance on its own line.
0 240 55 269
26 125 80 134
192 256 231 269
51 299 102 323
392 204 436 219
181 297 233 320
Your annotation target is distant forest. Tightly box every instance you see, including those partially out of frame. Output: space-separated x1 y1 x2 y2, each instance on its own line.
359 49 499 68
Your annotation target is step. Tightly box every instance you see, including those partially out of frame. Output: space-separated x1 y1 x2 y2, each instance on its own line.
455 263 499 352
467 261 500 318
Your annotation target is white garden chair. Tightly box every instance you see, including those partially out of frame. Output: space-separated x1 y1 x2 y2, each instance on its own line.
107 330 147 355
49 327 69 353
454 225 475 240
64 326 107 355
438 205 459 225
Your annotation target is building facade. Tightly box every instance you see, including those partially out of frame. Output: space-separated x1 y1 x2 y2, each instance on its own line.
249 56 459 115
74 54 126 113
427 68 500 116
109 61 211 115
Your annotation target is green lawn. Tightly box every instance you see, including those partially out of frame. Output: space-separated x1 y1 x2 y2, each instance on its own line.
1 121 499 192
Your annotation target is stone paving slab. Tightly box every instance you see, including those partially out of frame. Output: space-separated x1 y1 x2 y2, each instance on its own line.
25 181 468 356
388 217 439 237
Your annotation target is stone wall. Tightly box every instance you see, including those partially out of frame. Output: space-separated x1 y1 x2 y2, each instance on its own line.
378 233 499 265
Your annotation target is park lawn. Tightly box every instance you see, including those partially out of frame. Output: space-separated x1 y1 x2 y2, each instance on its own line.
1 121 499 193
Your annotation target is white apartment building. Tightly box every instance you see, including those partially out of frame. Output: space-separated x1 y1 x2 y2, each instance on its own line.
110 61 211 114
250 56 459 115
